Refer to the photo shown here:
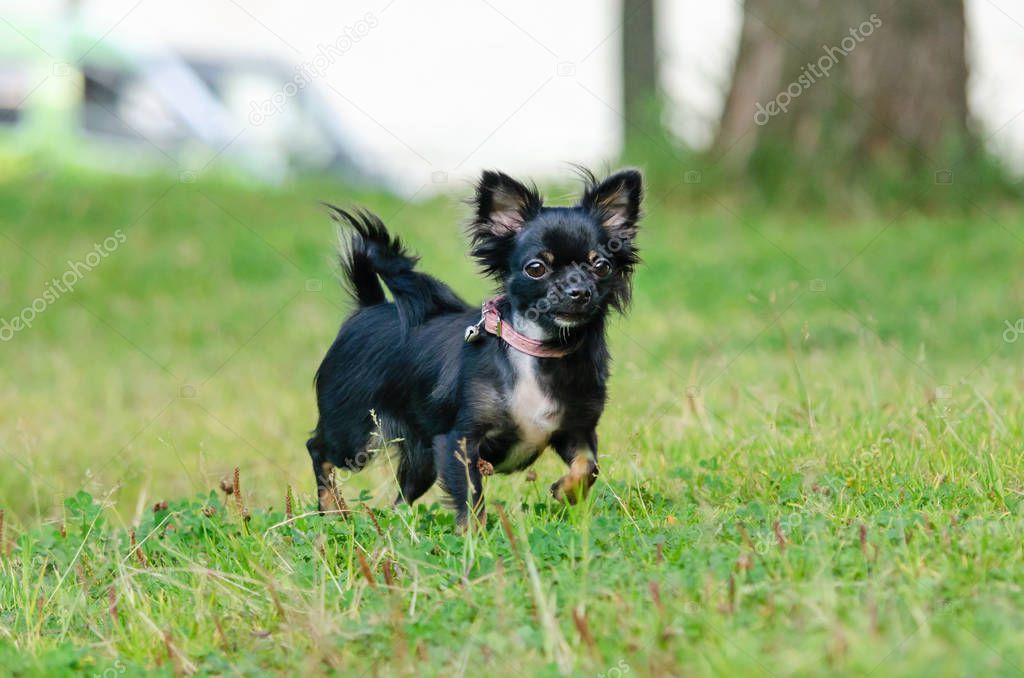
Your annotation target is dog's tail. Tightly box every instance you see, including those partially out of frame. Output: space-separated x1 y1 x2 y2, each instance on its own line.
325 204 470 332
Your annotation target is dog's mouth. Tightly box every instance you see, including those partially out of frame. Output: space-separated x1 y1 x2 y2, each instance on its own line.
552 311 591 328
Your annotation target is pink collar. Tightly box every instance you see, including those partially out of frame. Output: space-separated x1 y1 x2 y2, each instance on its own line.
464 296 581 358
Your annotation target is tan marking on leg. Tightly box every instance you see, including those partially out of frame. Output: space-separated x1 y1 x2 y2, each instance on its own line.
318 462 349 516
553 453 598 505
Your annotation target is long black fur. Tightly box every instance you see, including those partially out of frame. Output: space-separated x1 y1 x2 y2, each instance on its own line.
308 169 643 528
325 205 466 333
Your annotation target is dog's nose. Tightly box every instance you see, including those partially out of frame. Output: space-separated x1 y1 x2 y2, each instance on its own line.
566 287 592 303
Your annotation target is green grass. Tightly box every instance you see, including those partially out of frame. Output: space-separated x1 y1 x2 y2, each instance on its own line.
2 167 1024 676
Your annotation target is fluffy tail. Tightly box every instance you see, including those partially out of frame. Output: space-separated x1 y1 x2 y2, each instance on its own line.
325 204 470 333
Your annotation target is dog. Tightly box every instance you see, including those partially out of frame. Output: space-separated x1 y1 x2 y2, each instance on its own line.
307 168 643 529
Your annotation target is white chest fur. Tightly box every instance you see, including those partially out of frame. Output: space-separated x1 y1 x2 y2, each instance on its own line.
498 349 562 471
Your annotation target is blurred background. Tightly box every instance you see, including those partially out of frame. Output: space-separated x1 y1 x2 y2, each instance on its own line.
2 0 1023 201
2 0 1023 523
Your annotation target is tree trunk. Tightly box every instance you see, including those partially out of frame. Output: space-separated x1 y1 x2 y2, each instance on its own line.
716 0 971 186
621 0 661 150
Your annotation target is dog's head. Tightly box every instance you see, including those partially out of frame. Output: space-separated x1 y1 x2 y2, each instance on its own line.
468 168 643 333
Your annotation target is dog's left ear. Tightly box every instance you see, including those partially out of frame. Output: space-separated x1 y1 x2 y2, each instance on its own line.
581 169 643 241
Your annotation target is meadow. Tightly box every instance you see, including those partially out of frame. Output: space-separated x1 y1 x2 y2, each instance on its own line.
1 167 1023 676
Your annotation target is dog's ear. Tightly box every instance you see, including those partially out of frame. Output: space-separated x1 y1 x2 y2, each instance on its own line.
580 169 643 242
471 171 542 236
468 171 542 278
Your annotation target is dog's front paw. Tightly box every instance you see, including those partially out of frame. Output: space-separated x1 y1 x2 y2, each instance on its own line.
318 486 351 517
550 477 592 505
550 457 598 505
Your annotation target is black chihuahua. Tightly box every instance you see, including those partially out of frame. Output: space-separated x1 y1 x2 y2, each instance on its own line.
308 168 642 528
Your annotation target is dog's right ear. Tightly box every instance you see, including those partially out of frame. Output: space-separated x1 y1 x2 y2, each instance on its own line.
471 171 542 237
468 171 542 278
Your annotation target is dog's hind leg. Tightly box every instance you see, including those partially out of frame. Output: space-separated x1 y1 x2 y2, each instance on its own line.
394 438 437 505
307 434 349 515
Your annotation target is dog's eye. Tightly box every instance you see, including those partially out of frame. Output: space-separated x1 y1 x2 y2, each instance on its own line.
592 258 612 278
524 260 548 279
